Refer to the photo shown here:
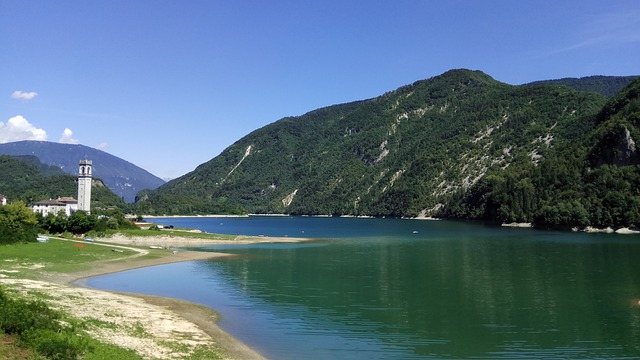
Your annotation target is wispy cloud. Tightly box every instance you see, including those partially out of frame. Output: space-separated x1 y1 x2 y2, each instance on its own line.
96 142 109 150
59 128 79 144
10 90 38 100
0 115 48 143
556 6 640 54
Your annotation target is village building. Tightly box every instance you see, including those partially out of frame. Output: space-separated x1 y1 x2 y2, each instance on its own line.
0 194 7 205
32 197 78 217
31 159 92 216
77 159 92 213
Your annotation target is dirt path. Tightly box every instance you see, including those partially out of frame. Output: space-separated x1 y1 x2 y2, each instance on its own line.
1 236 275 359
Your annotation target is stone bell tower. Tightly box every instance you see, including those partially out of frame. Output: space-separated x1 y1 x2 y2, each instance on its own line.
77 159 92 213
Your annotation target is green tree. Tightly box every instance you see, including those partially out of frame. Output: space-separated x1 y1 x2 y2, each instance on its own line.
0 202 39 244
67 211 96 234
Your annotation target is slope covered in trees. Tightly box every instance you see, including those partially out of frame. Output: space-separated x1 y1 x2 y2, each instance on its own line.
440 77 640 228
137 69 633 226
0 141 165 202
0 155 127 210
527 75 638 98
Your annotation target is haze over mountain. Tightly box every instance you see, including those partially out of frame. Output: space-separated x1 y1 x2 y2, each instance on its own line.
134 69 640 230
0 141 164 202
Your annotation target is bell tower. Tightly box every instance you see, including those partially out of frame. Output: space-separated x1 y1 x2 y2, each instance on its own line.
77 160 92 213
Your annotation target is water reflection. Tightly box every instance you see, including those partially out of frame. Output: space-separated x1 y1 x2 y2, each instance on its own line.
90 218 640 358
198 229 640 358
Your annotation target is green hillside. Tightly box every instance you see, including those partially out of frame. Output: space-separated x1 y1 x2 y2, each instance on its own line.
0 141 165 202
0 155 128 210
441 77 640 228
136 69 630 223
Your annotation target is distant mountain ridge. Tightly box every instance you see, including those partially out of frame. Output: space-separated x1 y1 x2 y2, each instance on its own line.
526 75 638 97
0 141 164 202
0 154 126 208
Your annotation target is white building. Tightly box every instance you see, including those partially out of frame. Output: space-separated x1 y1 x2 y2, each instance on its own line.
77 160 92 213
32 197 78 217
0 194 7 205
32 159 93 216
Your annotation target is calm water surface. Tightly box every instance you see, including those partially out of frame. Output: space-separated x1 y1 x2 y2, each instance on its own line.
87 217 640 359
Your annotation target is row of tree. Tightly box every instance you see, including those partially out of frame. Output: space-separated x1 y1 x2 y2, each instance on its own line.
0 202 137 245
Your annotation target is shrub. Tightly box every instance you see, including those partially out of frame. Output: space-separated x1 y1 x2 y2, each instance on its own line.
0 287 90 359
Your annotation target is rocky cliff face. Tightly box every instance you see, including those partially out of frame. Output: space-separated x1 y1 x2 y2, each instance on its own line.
614 127 638 166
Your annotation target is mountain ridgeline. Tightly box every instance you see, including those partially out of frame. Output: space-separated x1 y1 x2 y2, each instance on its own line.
0 155 127 209
135 70 640 229
0 141 165 202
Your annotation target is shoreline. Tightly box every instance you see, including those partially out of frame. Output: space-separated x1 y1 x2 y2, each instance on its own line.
69 234 317 359
8 234 310 359
67 245 264 359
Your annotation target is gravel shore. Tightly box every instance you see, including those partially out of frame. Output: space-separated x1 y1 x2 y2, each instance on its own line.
1 234 309 359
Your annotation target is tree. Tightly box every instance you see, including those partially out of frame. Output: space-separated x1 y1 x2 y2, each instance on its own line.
0 202 39 244
67 212 96 235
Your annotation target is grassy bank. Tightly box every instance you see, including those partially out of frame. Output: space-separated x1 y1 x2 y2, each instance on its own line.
0 236 232 359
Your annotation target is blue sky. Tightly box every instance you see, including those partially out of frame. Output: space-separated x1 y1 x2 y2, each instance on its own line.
2 1 639 180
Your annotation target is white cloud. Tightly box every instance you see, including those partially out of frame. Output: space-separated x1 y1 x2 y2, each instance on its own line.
0 115 48 143
59 128 79 144
11 91 38 100
96 142 108 150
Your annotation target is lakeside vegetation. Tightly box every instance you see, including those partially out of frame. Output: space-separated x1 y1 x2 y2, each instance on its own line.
0 210 231 359
0 236 147 359
0 286 143 360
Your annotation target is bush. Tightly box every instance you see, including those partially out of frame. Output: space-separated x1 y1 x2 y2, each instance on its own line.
0 202 39 244
23 328 89 360
0 287 90 359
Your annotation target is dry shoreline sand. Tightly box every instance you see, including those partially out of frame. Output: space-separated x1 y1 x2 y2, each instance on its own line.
3 234 312 359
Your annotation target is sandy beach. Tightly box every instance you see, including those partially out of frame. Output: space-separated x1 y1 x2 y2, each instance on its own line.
0 234 311 359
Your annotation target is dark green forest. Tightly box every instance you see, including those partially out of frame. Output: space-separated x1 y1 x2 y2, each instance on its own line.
441 77 640 228
0 155 128 210
133 70 640 229
527 75 639 98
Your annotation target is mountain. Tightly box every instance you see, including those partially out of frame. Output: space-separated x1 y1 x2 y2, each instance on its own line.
441 77 640 228
527 75 638 98
0 155 127 209
0 141 164 202
136 69 616 218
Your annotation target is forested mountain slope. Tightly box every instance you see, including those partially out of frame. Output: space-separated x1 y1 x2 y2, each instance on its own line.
441 77 640 228
0 141 164 202
136 69 623 223
0 155 127 209
527 75 638 98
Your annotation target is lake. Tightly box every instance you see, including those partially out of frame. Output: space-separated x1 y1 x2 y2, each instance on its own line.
86 216 640 359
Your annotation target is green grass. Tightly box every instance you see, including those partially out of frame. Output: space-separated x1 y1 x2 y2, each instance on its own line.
0 239 141 278
0 232 233 359
0 333 45 360
82 340 144 360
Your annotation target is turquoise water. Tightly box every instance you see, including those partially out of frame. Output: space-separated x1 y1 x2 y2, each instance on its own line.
87 217 640 359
